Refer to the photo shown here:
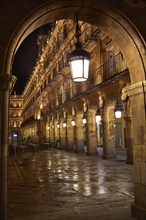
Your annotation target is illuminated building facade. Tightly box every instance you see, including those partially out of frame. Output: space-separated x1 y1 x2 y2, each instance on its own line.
20 19 130 158
0 1 146 219
9 93 23 143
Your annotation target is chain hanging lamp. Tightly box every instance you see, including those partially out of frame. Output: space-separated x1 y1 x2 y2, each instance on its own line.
114 99 123 118
69 14 90 82
95 109 101 123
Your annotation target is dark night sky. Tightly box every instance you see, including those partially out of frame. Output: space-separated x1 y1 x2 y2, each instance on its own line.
12 30 39 95
12 23 52 95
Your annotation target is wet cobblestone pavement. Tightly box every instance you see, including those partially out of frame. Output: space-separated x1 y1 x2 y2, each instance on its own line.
8 149 135 220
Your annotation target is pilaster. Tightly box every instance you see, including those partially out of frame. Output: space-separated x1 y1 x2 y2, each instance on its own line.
0 74 17 220
124 116 133 164
125 81 146 220
0 74 17 157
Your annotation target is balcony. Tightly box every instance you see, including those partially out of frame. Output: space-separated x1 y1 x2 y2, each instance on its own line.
43 52 128 113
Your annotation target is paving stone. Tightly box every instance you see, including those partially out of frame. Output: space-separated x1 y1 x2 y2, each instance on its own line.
8 149 135 220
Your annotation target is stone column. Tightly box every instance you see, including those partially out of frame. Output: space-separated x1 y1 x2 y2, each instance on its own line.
124 116 133 164
102 119 116 159
48 125 51 143
67 116 74 151
59 119 66 149
55 122 60 149
74 113 84 153
86 109 97 155
64 124 68 151
126 81 146 220
49 120 55 147
0 74 17 220
37 118 45 149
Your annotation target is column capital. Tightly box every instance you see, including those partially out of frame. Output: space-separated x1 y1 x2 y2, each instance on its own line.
0 74 17 92
124 81 146 97
124 116 132 124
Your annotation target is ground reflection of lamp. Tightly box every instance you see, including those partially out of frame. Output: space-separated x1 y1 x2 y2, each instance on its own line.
95 109 101 123
114 99 123 119
68 14 90 82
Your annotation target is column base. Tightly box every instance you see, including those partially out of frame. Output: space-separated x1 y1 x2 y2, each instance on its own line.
131 202 146 220
102 154 116 160
86 152 98 156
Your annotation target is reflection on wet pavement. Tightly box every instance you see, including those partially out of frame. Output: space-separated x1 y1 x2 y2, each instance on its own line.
8 149 135 220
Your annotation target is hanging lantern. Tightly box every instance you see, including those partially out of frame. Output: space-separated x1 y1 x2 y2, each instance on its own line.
71 118 76 126
69 14 90 82
114 99 123 119
95 109 101 123
63 121 67 128
82 113 87 124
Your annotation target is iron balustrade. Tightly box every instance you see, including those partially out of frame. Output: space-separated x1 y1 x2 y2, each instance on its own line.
46 52 127 112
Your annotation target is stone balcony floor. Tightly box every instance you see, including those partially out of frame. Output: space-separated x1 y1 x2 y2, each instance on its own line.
8 149 136 220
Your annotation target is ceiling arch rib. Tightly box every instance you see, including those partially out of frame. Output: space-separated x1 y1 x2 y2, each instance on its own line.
4 0 146 84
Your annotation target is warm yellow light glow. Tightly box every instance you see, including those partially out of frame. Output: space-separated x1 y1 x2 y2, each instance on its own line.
96 115 101 123
71 120 75 126
82 118 87 124
115 110 122 118
70 59 89 82
40 102 43 109
37 114 40 120
63 122 67 128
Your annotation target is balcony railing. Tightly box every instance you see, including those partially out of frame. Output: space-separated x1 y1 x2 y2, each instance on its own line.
45 54 128 113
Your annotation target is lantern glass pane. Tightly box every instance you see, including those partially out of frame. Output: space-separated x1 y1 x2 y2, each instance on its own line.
96 115 101 123
84 59 89 78
82 118 87 124
63 123 67 128
71 120 75 126
70 59 89 82
115 110 122 118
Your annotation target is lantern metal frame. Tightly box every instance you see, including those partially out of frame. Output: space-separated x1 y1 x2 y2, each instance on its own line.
69 14 90 82
95 109 101 123
114 98 123 119
71 118 76 126
82 113 87 124
63 121 67 128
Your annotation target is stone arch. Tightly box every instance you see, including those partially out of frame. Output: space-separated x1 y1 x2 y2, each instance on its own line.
3 0 146 84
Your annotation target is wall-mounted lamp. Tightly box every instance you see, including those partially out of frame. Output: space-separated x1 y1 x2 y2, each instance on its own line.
63 121 67 128
48 125 50 130
71 118 76 126
68 14 90 82
52 124 55 129
95 109 101 123
114 99 123 119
